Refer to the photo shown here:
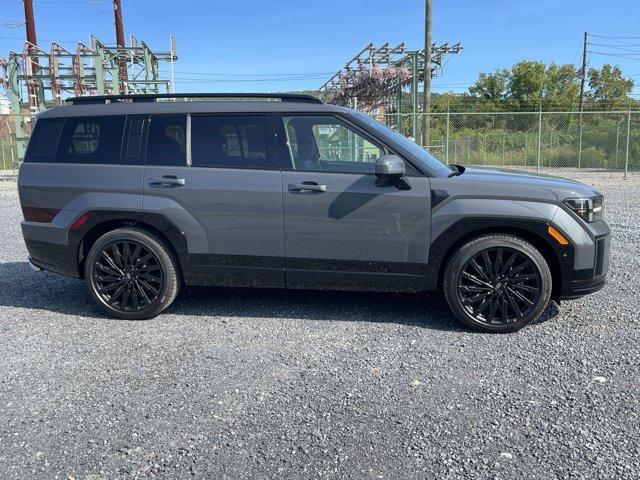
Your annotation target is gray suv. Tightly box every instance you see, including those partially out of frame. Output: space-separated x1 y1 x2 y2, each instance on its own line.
18 93 610 332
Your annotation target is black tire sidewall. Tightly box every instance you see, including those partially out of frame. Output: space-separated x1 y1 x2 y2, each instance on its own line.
84 228 180 320
444 235 552 333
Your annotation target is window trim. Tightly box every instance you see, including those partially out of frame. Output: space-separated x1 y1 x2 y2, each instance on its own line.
186 114 192 166
187 112 278 171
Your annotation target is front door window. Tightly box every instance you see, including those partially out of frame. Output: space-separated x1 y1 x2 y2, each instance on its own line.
282 116 384 174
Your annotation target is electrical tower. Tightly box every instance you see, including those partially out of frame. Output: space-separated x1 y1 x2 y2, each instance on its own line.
0 35 178 160
319 42 462 143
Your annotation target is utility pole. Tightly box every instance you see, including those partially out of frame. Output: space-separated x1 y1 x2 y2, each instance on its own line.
422 0 432 149
578 31 588 169
113 0 127 93
23 0 37 47
579 31 588 112
22 0 40 107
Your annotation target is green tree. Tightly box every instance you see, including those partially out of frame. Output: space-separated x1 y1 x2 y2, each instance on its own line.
543 63 579 108
468 69 509 100
508 61 546 109
466 61 636 111
587 64 635 109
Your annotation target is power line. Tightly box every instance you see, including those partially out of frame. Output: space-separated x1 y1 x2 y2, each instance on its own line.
588 51 640 61
588 43 640 54
163 76 333 84
589 34 640 39
172 70 335 78
0 0 106 4
589 42 640 48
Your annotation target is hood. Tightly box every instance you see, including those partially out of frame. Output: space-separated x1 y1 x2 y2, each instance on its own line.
439 166 601 203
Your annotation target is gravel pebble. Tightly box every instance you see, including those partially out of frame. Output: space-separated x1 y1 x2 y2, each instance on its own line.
0 170 638 479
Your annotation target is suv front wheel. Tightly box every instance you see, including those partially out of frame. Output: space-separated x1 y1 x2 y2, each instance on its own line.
443 234 552 333
84 227 181 320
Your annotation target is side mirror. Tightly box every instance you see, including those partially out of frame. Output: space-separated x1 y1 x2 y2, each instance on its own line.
375 154 406 178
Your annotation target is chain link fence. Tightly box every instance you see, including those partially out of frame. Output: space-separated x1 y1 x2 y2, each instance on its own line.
0 140 19 169
1 111 638 177
0 115 20 177
380 111 639 175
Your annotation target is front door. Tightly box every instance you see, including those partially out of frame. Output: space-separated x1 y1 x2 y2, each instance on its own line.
143 113 285 287
278 114 432 291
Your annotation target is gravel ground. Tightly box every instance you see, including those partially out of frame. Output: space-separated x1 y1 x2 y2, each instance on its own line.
0 170 639 479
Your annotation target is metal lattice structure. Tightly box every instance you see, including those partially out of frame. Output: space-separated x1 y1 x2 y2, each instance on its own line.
0 35 177 160
319 42 462 113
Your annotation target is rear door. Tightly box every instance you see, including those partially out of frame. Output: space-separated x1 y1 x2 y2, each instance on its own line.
277 114 432 291
142 113 285 287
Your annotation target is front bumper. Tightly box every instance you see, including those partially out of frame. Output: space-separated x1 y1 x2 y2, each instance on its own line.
559 230 610 300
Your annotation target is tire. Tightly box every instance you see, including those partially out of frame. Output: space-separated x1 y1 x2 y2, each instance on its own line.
84 227 180 320
443 234 552 333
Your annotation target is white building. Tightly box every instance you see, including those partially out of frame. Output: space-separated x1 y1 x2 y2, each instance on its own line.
0 95 10 115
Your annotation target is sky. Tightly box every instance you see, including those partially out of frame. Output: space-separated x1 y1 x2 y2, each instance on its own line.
1 0 639 97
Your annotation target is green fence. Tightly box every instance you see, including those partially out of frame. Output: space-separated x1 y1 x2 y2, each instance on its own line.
379 111 639 175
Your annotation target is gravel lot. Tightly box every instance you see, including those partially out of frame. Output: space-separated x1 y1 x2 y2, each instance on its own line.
0 170 638 479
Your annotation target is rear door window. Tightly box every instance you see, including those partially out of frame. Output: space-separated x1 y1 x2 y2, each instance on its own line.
146 115 187 166
190 115 274 169
24 118 64 163
55 116 125 164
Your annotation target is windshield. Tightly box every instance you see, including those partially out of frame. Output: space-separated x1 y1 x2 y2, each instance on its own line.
354 112 453 177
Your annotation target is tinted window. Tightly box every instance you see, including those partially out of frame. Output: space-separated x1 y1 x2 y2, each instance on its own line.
55 116 125 164
24 118 64 163
354 112 452 177
191 115 271 169
282 116 384 173
122 116 147 165
146 115 186 166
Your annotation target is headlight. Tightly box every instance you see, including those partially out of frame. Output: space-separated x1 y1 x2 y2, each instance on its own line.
563 195 604 223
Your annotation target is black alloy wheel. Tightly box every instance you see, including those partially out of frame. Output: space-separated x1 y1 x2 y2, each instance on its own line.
443 234 552 333
91 240 164 313
457 247 542 325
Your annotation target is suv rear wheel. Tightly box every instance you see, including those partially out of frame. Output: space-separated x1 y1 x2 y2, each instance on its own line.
443 234 552 333
84 227 180 320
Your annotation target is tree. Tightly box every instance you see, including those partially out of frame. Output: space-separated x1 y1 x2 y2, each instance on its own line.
587 64 634 108
508 61 546 109
543 63 579 108
468 69 509 100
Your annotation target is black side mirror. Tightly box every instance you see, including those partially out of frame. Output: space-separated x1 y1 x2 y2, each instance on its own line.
375 155 411 190
375 154 406 178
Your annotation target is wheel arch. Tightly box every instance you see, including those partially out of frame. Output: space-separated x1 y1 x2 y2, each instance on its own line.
70 211 188 279
429 218 571 299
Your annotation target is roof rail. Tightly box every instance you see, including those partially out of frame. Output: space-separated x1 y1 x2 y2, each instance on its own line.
66 93 323 105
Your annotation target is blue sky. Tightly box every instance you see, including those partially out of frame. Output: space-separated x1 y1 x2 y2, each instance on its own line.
1 0 639 96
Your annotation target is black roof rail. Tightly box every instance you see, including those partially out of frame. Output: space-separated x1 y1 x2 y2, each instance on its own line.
66 93 323 105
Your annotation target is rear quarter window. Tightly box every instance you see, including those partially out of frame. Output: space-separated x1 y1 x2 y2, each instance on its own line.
24 118 64 163
55 116 125 164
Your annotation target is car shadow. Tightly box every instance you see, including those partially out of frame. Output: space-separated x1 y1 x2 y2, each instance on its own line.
0 261 559 332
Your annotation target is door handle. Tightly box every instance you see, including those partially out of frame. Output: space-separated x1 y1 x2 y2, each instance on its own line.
288 181 327 193
148 175 186 187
